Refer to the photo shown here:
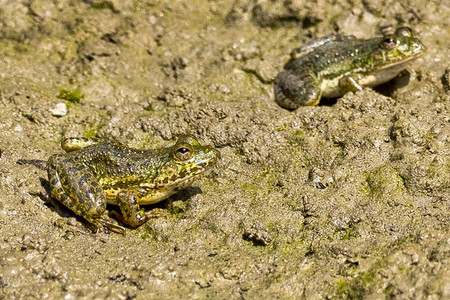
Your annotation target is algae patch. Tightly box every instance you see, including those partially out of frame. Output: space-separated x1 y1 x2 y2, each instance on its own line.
364 165 406 200
57 89 84 103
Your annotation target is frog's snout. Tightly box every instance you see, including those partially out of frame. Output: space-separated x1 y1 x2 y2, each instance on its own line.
204 146 221 166
413 38 426 54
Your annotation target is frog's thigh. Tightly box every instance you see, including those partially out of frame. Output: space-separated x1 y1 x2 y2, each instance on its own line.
48 156 107 225
48 155 79 211
274 71 321 109
339 75 364 93
115 190 148 228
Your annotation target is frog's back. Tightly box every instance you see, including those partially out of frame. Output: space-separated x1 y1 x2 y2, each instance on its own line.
285 38 379 82
65 141 165 181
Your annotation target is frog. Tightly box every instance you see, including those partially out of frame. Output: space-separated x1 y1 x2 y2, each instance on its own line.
274 27 426 109
47 135 220 234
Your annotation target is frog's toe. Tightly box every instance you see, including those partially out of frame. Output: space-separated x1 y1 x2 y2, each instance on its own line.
146 207 167 218
111 209 149 228
102 218 126 235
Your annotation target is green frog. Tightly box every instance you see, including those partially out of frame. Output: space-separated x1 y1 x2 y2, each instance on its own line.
274 27 426 109
47 135 220 234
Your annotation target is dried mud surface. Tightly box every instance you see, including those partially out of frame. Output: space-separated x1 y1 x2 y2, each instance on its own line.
0 0 449 299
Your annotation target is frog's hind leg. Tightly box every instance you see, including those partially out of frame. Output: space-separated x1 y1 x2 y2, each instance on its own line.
274 71 322 109
47 155 122 233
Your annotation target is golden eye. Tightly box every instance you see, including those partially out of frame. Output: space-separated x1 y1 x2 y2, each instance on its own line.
382 37 397 50
174 145 193 161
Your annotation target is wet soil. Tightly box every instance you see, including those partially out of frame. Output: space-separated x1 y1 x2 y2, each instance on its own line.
0 0 449 299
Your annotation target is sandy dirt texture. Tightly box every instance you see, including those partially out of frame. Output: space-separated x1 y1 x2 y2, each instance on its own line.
0 0 449 299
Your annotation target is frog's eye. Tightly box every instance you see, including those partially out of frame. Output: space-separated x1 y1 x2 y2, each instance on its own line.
395 27 413 38
174 145 193 161
382 37 398 50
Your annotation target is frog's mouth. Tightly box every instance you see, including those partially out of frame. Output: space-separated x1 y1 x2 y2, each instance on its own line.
140 155 219 189
138 146 220 190
377 51 424 71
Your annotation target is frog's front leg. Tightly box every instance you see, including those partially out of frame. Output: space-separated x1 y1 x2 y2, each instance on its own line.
339 75 364 93
48 154 123 233
274 70 322 109
113 190 150 228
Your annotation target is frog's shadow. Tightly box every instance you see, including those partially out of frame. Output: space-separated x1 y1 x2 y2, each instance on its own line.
373 70 411 97
38 177 202 230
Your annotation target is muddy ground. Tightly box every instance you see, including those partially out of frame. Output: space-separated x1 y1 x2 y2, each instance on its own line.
0 0 449 299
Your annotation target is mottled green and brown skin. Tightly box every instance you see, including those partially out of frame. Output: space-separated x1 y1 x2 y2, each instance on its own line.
274 27 426 109
47 135 220 233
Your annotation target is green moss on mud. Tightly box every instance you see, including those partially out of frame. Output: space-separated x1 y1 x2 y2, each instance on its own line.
336 223 358 240
58 89 84 103
166 200 187 216
364 165 406 199
335 268 380 298
84 123 103 138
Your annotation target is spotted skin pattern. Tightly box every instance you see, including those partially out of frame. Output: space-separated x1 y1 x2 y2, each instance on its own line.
47 135 220 233
274 27 426 109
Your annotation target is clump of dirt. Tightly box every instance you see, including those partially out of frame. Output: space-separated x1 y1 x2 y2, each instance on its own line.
0 0 449 299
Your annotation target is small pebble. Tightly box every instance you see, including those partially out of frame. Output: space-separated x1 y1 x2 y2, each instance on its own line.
50 102 68 117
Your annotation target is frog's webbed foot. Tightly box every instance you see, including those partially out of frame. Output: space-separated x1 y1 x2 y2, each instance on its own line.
101 217 126 235
274 71 321 109
145 208 167 218
79 215 125 235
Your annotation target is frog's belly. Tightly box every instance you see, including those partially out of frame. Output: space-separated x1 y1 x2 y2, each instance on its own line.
320 77 344 98
104 188 177 205
137 177 196 205
320 68 404 98
136 188 178 205
103 177 196 206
